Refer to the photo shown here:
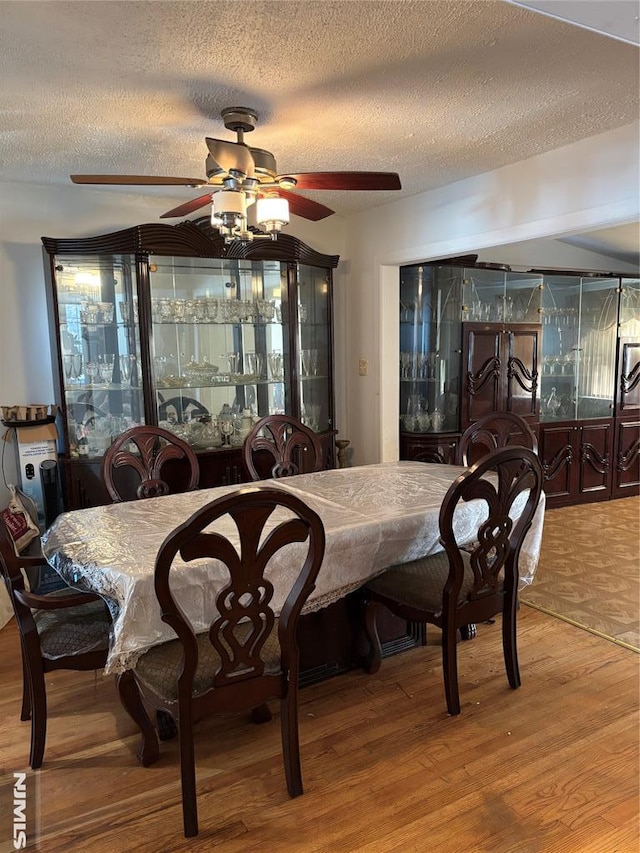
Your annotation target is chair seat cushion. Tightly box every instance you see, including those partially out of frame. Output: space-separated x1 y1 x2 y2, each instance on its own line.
34 594 111 659
134 621 283 700
367 549 477 613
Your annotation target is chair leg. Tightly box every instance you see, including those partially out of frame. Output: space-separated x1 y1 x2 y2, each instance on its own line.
157 710 178 741
442 623 461 716
362 599 382 674
28 666 47 770
459 623 477 641
178 714 198 837
251 702 272 724
503 599 521 690
280 684 303 798
116 671 160 767
20 652 31 721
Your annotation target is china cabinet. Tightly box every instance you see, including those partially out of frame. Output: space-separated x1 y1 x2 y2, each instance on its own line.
399 263 542 463
399 261 640 506
42 220 339 509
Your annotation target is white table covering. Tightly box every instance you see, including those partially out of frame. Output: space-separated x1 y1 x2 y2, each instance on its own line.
41 462 545 674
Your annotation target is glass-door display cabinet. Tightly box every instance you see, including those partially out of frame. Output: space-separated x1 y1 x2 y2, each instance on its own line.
400 260 639 506
43 220 339 509
399 262 542 464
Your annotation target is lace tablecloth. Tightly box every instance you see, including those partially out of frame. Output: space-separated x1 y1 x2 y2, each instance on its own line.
41 462 545 674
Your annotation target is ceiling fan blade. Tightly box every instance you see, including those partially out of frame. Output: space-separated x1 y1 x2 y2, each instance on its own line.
160 193 213 219
70 175 206 186
273 189 334 221
205 138 255 178
281 172 402 191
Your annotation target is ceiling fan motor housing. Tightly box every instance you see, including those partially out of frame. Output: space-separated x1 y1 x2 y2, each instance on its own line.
221 107 258 134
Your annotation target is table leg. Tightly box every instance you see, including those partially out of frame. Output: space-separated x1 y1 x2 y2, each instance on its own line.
117 670 160 766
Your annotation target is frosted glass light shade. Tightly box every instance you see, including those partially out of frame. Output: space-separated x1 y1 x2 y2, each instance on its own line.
256 196 290 227
212 190 247 217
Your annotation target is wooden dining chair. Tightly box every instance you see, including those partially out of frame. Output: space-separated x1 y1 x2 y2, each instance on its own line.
242 414 324 480
0 517 111 768
102 424 200 501
457 411 538 466
363 447 543 716
116 486 326 837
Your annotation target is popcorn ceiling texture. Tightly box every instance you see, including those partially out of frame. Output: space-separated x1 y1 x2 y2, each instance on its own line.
0 1 637 217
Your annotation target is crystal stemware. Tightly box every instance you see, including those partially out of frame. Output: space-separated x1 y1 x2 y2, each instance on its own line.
119 354 131 385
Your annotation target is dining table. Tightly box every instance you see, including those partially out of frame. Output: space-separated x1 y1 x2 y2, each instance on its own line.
41 461 546 676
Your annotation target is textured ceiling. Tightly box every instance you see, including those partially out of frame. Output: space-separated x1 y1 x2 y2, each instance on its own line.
0 0 638 228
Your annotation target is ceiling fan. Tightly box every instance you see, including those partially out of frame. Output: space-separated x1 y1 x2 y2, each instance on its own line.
70 107 402 242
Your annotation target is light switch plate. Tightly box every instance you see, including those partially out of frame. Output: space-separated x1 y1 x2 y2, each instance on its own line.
358 359 369 376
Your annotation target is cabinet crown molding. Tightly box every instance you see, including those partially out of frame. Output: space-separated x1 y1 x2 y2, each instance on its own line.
42 218 340 269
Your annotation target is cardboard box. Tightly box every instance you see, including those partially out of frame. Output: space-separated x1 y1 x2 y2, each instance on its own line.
15 423 59 530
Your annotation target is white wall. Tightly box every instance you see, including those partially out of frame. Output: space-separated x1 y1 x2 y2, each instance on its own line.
341 123 639 465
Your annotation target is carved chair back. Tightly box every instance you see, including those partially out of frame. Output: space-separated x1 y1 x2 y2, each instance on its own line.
242 415 324 480
102 425 200 501
457 411 538 466
440 446 542 611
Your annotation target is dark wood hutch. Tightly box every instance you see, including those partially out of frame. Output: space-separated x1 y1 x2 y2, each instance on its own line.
399 258 639 507
42 218 339 509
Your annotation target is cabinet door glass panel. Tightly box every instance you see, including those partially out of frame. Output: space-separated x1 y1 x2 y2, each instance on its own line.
540 276 580 420
400 265 462 433
296 264 331 432
541 276 617 421
620 278 640 332
462 268 541 322
148 256 290 449
577 278 618 419
53 254 143 457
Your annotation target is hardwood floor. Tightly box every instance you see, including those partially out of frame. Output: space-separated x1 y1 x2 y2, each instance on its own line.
0 605 638 852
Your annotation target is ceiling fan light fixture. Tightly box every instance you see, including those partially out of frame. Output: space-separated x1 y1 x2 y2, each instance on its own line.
256 195 290 239
277 176 297 190
211 188 250 241
212 188 246 217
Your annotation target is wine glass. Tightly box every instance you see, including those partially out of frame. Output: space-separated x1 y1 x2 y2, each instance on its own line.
71 353 83 383
63 354 74 385
301 348 318 377
268 352 283 381
119 354 131 385
85 362 99 385
154 355 167 383
99 354 115 384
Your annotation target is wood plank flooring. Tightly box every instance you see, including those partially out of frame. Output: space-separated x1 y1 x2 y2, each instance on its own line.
0 604 638 852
